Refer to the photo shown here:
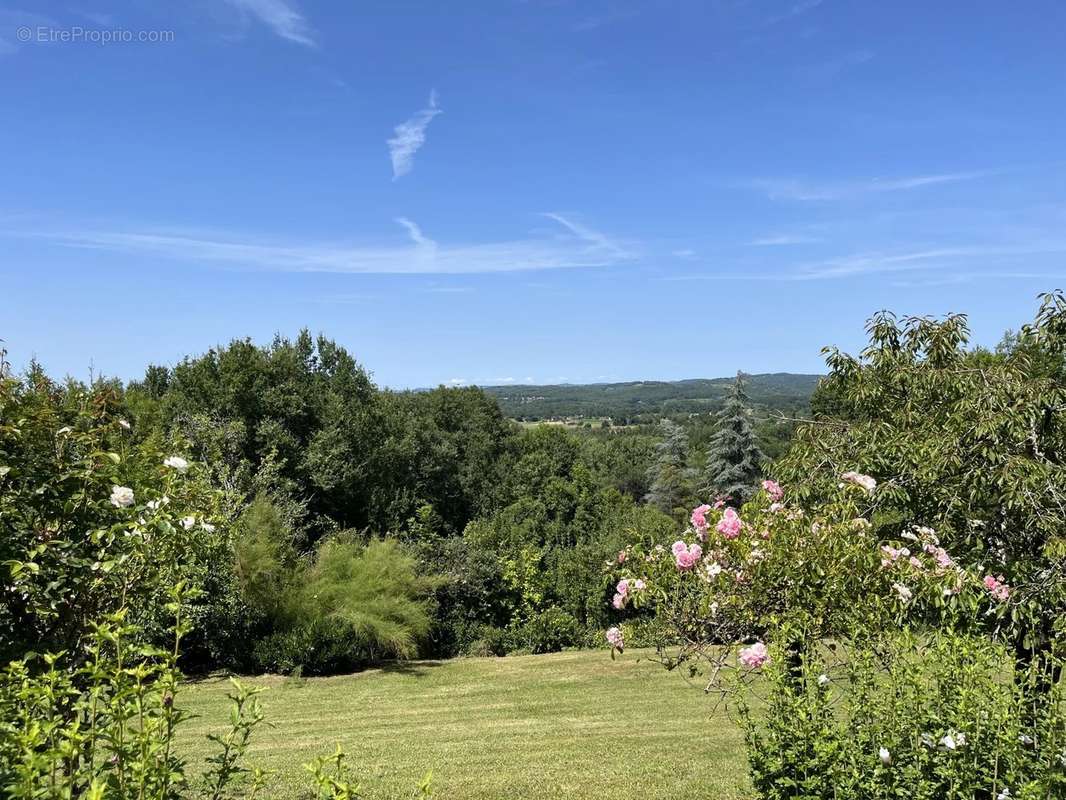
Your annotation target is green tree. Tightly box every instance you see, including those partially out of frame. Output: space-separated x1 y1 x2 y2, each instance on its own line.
701 371 765 503
777 294 1066 691
644 419 693 515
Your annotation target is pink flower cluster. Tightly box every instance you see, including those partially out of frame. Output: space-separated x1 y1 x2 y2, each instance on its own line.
923 543 954 570
880 545 910 567
716 508 742 539
841 470 877 493
739 641 769 669
672 540 703 570
612 577 646 609
983 574 1010 602
761 479 784 501
690 504 712 538
606 626 624 650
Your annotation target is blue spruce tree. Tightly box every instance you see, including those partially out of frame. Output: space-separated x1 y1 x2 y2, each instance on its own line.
644 418 694 514
702 371 764 504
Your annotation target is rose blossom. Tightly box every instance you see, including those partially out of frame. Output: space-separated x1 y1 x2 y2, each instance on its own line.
983 574 1010 601
892 582 913 602
616 579 630 598
163 456 189 473
109 486 135 508
761 479 783 501
674 542 702 570
738 642 769 669
690 504 712 533
716 508 742 539
605 626 624 650
841 470 877 493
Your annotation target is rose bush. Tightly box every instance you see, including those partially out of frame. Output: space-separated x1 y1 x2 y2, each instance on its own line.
609 479 1064 797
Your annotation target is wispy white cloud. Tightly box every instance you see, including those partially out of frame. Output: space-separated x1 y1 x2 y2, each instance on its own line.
748 169 996 201
748 234 822 246
672 248 697 258
540 212 630 259
796 244 1066 280
223 0 315 46
388 91 442 179
446 378 467 386
664 243 1066 283
766 0 823 25
9 213 634 275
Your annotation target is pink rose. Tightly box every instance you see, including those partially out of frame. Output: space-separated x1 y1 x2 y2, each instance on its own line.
606 626 624 650
983 574 1010 602
616 579 630 597
761 480 784 501
690 504 712 533
739 642 769 669
841 470 877 493
716 508 742 539
674 542 703 570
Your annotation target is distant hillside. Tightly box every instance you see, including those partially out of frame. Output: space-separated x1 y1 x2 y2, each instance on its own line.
482 373 823 422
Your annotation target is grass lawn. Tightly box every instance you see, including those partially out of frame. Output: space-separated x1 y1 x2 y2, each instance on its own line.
178 648 750 799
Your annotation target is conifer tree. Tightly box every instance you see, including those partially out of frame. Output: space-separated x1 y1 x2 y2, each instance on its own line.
644 418 693 514
702 371 764 504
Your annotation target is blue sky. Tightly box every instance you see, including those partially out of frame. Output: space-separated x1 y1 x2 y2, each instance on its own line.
2 1 1065 388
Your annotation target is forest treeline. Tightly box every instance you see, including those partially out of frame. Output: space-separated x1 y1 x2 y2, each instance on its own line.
482 373 819 422
1 332 797 675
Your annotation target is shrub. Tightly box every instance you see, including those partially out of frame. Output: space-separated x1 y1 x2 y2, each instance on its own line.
508 607 582 654
0 372 238 665
289 537 435 662
741 633 1066 800
462 625 508 658
0 583 433 799
612 473 1065 798
252 619 373 676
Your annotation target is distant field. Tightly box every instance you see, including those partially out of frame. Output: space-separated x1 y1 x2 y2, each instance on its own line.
178 649 751 799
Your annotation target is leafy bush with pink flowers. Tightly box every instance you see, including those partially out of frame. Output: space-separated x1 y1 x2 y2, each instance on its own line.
610 295 1066 798
610 482 1064 797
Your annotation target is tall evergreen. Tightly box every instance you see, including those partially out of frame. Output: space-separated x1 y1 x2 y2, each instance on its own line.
644 418 693 514
702 371 764 504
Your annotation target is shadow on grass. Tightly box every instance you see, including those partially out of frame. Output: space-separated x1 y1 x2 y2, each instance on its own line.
370 658 447 678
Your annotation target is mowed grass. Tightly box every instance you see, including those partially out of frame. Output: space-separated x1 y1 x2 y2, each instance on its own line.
177 648 751 799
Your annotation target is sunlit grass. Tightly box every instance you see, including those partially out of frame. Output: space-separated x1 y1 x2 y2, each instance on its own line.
177 648 751 799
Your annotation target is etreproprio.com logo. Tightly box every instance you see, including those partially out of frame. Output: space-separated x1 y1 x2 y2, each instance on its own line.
16 26 175 44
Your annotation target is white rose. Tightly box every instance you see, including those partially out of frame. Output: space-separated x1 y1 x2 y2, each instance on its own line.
109 486 135 508
163 456 189 473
